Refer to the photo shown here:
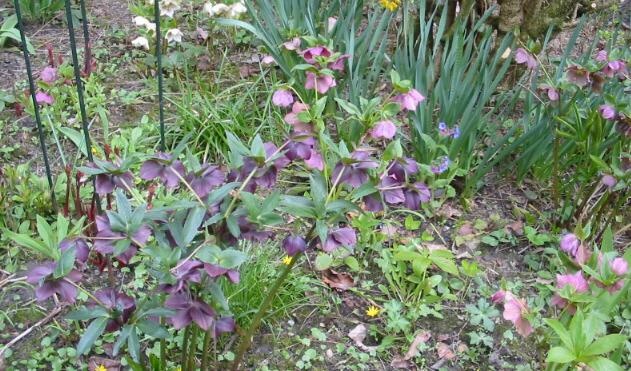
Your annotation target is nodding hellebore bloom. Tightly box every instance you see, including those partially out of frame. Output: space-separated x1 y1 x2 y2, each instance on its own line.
272 89 294 108
165 293 216 330
305 71 337 94
185 163 224 199
140 153 186 190
550 271 589 314
91 288 136 332
491 290 533 337
599 104 616 120
204 262 240 284
403 182 431 210
539 84 559 101
369 120 397 140
160 260 203 294
60 237 90 265
93 215 151 265
301 46 332 64
559 233 591 265
85 160 135 195
514 48 537 70
323 227 357 253
393 88 425 111
282 235 308 256
229 142 289 192
332 150 379 188
40 66 57 83
35 91 54 105
26 262 82 303
379 175 405 205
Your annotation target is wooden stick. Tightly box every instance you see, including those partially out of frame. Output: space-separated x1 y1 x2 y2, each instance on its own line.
0 306 64 357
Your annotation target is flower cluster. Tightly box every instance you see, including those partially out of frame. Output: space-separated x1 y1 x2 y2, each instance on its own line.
203 1 247 18
34 45 61 106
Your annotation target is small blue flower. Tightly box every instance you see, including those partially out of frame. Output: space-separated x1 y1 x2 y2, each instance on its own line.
452 126 460 139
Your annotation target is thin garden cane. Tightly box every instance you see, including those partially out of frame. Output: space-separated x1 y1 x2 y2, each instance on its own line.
13 0 57 211
154 0 166 151
77 0 92 75
63 0 100 213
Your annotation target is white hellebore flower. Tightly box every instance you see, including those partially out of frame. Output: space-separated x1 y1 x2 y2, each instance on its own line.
132 36 150 50
160 0 181 18
133 16 151 27
203 2 230 17
228 1 247 18
165 28 184 44
145 22 157 33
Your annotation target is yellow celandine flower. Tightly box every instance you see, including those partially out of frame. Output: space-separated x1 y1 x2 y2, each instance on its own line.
379 0 401 12
95 365 107 371
366 305 380 317
282 255 293 265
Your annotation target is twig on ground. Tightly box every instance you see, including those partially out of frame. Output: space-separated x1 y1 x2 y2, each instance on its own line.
0 305 64 357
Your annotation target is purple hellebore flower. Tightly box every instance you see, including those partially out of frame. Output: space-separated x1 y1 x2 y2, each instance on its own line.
595 50 608 62
556 271 589 293
304 149 324 171
89 160 135 195
140 153 186 189
237 215 273 243
379 175 405 205
540 84 559 101
40 66 57 83
393 88 425 111
332 150 379 188
559 233 580 256
514 48 537 69
328 54 350 72
35 91 54 105
323 227 357 252
214 317 236 337
610 258 628 276
185 164 224 199
204 263 240 283
566 65 590 87
284 101 310 128
25 262 82 303
261 55 275 66
403 182 431 210
160 260 203 293
601 174 616 188
363 193 384 212
285 141 312 161
282 37 301 51
282 235 308 256
599 104 616 120
602 60 626 78
93 215 150 264
369 120 397 140
388 157 419 182
272 89 294 108
301 46 332 64
60 237 90 265
92 288 136 332
165 293 216 330
305 72 337 94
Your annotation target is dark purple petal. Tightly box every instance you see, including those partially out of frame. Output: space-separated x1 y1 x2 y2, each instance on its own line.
95 174 115 194
60 238 90 264
35 281 59 301
304 150 324 171
139 160 164 180
282 235 308 256
226 270 240 284
165 293 190 309
56 280 79 303
170 309 192 329
113 172 134 191
363 193 384 212
328 54 350 72
380 176 405 205
215 317 236 337
204 263 229 278
189 301 215 330
25 263 55 284
132 225 152 246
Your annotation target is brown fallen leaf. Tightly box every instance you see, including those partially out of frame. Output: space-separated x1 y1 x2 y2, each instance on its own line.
88 356 121 371
348 324 378 352
458 222 474 236
404 330 432 360
436 342 456 360
438 203 462 219
239 64 258 78
322 269 355 291
390 355 414 369
506 220 524 236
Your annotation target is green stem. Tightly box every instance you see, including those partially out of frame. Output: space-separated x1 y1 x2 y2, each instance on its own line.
200 326 213 370
187 326 199 370
180 326 190 369
160 319 166 371
231 255 298 370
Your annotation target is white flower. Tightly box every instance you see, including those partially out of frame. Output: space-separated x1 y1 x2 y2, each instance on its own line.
204 2 230 17
133 16 151 27
145 22 156 33
327 17 337 32
160 0 181 18
165 28 184 44
132 36 150 50
228 1 247 18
